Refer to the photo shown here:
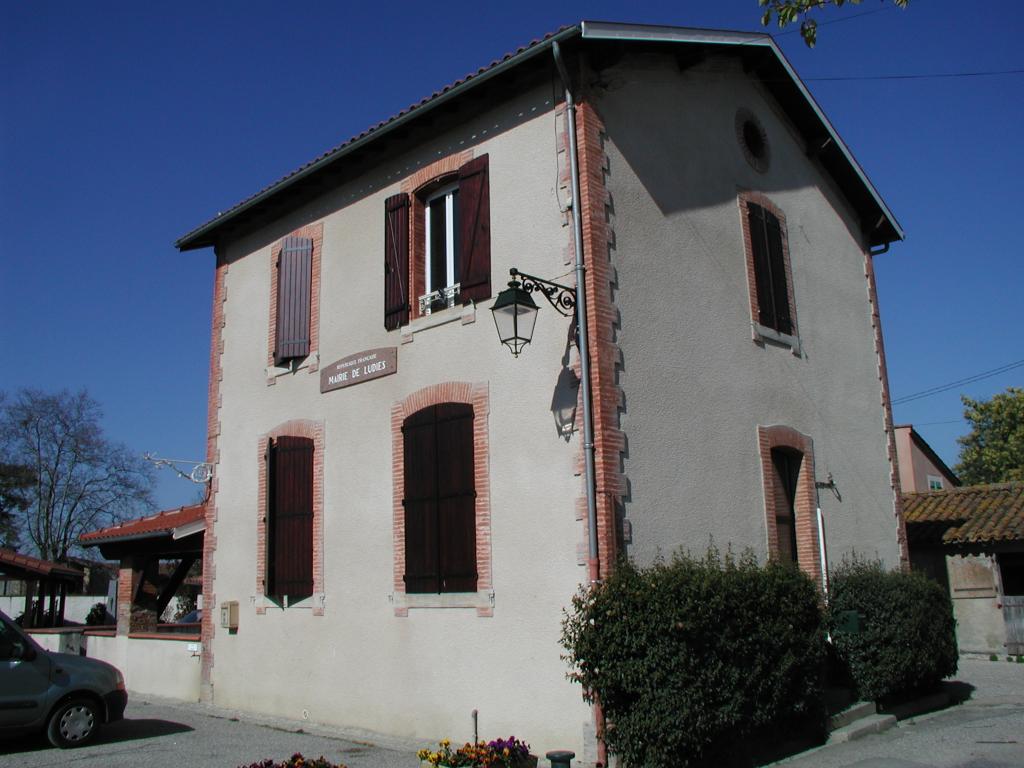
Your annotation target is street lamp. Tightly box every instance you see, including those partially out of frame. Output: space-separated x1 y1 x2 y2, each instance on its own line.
490 268 576 357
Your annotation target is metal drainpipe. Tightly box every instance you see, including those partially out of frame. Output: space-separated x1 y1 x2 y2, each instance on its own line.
553 39 608 768
552 40 600 585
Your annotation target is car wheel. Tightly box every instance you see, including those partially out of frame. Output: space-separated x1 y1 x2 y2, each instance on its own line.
46 697 100 748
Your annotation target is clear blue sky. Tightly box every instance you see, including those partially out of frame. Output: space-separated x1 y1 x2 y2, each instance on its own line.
2 1 1021 510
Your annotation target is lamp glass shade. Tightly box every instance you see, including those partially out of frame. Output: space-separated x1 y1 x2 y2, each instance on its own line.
491 282 539 356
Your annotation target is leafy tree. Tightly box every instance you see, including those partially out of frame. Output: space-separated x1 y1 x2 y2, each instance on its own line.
760 0 910 47
0 388 154 561
954 387 1024 485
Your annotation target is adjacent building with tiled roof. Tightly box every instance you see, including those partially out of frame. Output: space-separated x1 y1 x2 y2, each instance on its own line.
904 482 1024 656
80 504 206 547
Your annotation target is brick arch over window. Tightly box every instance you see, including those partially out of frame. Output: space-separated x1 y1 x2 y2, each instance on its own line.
391 382 491 616
256 419 325 615
757 425 822 587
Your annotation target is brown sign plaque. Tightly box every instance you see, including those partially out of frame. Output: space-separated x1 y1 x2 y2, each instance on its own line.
320 347 398 393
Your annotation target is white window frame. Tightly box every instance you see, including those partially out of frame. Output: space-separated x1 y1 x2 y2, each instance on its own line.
927 474 944 491
424 183 459 295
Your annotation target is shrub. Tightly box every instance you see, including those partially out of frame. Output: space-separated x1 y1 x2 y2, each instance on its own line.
561 548 826 768
85 602 110 626
827 558 957 701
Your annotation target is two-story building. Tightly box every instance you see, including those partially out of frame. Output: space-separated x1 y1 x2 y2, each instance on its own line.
175 22 908 763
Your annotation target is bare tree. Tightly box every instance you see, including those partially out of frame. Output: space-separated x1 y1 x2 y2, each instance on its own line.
0 389 154 561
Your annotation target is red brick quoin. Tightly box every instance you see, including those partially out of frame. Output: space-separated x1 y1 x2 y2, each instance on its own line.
255 419 326 615
199 250 228 701
758 425 822 588
390 381 492 617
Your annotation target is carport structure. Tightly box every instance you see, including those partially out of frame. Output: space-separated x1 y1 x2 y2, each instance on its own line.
80 504 205 634
0 548 84 627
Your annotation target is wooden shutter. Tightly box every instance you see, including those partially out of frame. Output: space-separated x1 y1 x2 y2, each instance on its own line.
764 212 792 335
436 404 477 593
403 408 440 593
269 436 314 600
747 203 777 331
771 448 802 564
457 155 491 304
275 236 313 365
264 438 274 596
403 403 477 594
384 193 410 330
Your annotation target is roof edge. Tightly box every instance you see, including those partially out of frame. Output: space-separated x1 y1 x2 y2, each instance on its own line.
175 25 582 251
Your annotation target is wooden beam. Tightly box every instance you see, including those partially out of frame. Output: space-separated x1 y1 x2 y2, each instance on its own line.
156 556 197 617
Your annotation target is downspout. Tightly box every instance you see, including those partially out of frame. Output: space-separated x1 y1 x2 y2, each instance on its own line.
552 40 600 586
553 39 609 768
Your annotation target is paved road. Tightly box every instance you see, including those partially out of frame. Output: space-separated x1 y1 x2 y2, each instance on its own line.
2 658 1022 768
776 658 1024 768
0 696 414 768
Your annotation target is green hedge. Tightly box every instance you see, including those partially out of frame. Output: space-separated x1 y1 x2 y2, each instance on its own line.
827 558 957 701
561 549 825 768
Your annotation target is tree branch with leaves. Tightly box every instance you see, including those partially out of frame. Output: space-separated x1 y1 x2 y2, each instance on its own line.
760 0 910 47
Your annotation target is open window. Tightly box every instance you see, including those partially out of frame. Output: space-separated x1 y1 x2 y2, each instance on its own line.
383 155 491 328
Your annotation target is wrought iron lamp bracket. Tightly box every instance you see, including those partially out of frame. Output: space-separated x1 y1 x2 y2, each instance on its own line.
509 268 576 317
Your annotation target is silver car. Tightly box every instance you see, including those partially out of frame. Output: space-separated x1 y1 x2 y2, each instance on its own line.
0 609 127 747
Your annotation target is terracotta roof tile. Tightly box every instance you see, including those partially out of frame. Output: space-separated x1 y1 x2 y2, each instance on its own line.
903 482 1024 545
0 548 84 579
80 504 206 544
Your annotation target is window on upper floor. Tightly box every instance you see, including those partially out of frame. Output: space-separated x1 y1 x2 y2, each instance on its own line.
402 402 477 594
265 435 314 603
384 155 491 330
927 475 944 491
274 236 313 366
425 182 461 302
739 193 799 347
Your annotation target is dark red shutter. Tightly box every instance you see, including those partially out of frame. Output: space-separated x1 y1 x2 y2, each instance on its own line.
764 212 792 335
275 236 313 365
747 203 776 331
457 155 491 304
403 403 477 594
403 408 439 593
269 436 314 601
771 449 802 564
435 404 476 593
264 438 275 597
384 193 410 330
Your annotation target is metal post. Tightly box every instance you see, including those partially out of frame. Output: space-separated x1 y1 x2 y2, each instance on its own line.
546 751 575 768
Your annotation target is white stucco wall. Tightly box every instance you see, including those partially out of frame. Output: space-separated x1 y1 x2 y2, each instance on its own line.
209 85 596 758
86 634 202 701
592 54 901 569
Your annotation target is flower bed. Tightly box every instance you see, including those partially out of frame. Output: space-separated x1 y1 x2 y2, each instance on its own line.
418 737 536 768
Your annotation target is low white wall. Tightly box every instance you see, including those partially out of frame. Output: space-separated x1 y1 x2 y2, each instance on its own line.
0 595 114 624
87 634 202 702
25 628 89 656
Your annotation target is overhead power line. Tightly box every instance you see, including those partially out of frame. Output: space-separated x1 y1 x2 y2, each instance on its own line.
892 359 1024 406
807 68 1024 82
